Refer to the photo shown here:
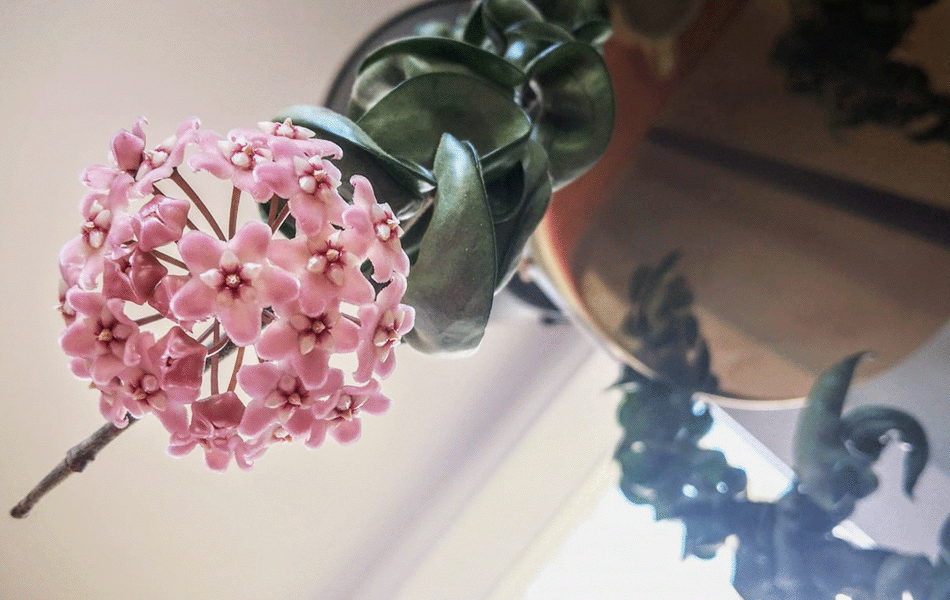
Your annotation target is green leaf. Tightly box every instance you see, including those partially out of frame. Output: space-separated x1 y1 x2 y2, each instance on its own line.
525 41 614 187
482 0 545 49
502 20 573 68
274 106 434 216
348 54 436 120
492 139 553 286
793 353 869 513
529 0 609 30
841 406 929 498
572 18 612 45
357 37 526 90
404 134 497 355
462 2 491 49
356 72 532 178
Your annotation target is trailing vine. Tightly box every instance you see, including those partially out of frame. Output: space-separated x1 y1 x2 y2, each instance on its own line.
614 254 948 600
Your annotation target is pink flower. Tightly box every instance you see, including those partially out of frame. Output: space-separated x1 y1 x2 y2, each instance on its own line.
132 194 190 252
355 274 414 382
256 118 317 141
256 298 358 388
113 340 201 419
322 378 391 444
102 245 167 304
64 192 136 288
237 362 342 438
342 175 409 282
60 116 414 471
189 129 274 201
110 117 147 172
269 226 374 311
171 221 299 345
133 118 200 195
146 326 207 390
59 290 142 385
163 392 255 471
255 137 348 233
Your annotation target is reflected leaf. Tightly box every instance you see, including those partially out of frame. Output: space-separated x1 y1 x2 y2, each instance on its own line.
841 406 928 498
404 134 497 355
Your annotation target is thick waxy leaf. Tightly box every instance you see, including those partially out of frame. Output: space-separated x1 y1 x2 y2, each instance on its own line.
842 406 929 498
529 0 610 30
404 134 497 354
573 18 612 45
492 139 552 286
461 2 491 49
357 37 526 90
793 354 870 514
348 54 436 121
275 105 434 216
502 20 573 68
526 41 614 187
482 0 545 48
357 72 532 178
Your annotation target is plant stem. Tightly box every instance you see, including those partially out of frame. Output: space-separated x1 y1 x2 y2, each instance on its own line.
228 346 246 392
228 186 241 239
150 249 188 270
134 314 165 326
10 417 138 519
270 203 292 234
210 323 220 395
171 168 226 241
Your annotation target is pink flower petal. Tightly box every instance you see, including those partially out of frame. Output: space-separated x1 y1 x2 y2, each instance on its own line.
217 299 261 345
170 276 216 321
178 230 224 273
256 320 298 360
238 399 278 437
237 362 282 401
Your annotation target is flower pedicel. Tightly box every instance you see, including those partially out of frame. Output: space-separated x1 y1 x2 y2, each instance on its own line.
58 117 415 471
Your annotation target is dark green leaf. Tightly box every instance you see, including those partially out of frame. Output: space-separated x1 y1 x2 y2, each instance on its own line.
482 0 545 49
529 0 609 30
357 36 526 90
573 18 612 45
502 20 573 68
793 353 869 512
525 41 614 187
356 72 532 178
404 134 497 354
492 139 552 286
462 2 491 49
842 406 929 498
274 106 434 216
348 54 436 120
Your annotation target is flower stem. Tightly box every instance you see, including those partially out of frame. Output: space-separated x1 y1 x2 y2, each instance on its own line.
210 323 220 395
342 313 362 326
228 346 245 392
270 203 291 234
171 168 226 241
228 186 241 239
134 314 165 326
9 417 138 519
150 249 187 270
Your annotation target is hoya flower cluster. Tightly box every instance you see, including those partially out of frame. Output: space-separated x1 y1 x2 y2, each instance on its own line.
57 117 414 471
